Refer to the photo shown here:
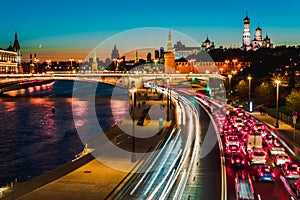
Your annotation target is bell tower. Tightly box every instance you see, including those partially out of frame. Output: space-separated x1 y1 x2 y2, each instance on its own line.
242 11 251 50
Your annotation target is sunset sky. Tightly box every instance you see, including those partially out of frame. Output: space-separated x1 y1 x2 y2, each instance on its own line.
0 0 299 61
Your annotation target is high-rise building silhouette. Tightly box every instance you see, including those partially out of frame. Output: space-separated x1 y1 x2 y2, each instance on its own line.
111 44 119 60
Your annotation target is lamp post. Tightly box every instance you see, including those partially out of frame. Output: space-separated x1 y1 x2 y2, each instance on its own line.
78 59 83 72
228 74 232 96
69 58 74 69
129 86 136 162
247 75 252 102
232 59 238 70
167 74 170 121
275 80 280 128
34 58 39 73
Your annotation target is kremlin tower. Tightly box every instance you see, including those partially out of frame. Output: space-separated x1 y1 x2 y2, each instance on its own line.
164 30 175 73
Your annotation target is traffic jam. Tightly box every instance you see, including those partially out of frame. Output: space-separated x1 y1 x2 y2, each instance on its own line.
215 106 300 200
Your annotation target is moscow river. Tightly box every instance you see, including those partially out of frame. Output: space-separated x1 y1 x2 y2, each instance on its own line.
0 80 128 186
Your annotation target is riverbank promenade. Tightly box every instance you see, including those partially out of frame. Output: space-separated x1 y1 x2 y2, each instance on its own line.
2 89 175 200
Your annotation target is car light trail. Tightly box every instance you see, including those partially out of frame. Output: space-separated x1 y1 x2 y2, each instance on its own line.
143 131 181 195
130 128 177 196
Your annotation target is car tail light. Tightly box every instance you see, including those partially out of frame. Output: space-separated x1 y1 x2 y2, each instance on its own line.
287 170 290 174
259 172 263 177
272 172 276 177
242 160 245 164
231 160 234 164
236 159 240 163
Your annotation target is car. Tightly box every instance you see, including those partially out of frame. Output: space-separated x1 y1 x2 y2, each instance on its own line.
230 154 246 168
293 179 300 197
225 144 241 157
274 153 291 166
256 165 275 181
251 122 266 132
225 135 240 146
281 162 300 178
234 118 244 127
263 134 275 146
268 140 285 155
249 148 268 164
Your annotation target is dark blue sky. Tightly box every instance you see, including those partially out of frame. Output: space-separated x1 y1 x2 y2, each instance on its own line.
0 0 299 60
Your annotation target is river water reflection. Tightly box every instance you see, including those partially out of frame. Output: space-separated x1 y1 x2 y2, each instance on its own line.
0 80 128 186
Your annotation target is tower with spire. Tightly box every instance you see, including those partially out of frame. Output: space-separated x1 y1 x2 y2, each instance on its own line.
13 31 22 73
242 12 273 51
111 44 119 60
164 30 175 73
92 51 98 72
242 11 251 51
167 30 173 52
135 50 139 63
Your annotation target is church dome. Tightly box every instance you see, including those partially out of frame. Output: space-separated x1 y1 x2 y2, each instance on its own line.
244 16 250 24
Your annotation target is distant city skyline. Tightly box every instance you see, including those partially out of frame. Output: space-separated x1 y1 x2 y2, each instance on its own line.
0 0 299 61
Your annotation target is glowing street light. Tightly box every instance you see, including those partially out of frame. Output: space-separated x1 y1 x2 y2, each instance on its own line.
247 75 252 102
228 74 232 96
232 59 238 70
69 58 74 68
275 79 281 128
220 68 224 74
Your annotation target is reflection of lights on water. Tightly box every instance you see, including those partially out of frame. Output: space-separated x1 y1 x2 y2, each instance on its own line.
4 102 16 112
41 81 55 89
20 88 26 95
110 99 128 122
74 119 87 128
5 90 19 97
30 98 47 105
72 100 89 128
72 100 88 116
35 85 41 91
28 87 34 93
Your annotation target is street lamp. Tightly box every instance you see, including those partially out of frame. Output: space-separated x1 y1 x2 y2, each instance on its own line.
247 75 252 102
78 59 83 72
129 87 136 162
228 74 232 96
232 59 238 70
275 79 281 128
225 60 230 72
34 58 39 73
69 58 74 69
167 74 171 121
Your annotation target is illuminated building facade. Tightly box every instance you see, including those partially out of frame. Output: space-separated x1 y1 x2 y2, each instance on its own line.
242 12 273 51
0 32 22 73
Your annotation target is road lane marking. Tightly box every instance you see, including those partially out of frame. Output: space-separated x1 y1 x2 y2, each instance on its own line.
257 194 261 200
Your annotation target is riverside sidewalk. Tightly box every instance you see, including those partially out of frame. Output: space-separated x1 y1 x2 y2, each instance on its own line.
251 112 300 159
